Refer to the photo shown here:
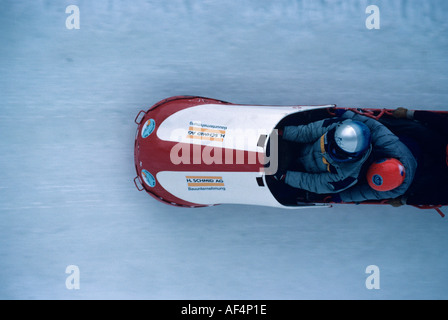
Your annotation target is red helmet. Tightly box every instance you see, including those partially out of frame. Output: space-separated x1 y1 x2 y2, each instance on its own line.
367 158 406 191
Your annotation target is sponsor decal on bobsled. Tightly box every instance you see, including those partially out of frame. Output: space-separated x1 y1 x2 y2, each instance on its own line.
187 121 227 142
141 169 156 187
141 119 156 138
186 176 226 191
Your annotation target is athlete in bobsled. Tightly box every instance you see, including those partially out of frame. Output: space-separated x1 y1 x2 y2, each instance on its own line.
274 110 418 203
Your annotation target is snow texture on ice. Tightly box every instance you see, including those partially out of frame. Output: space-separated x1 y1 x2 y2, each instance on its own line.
1 0 448 299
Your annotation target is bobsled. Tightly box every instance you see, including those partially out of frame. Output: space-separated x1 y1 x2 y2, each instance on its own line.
133 96 447 216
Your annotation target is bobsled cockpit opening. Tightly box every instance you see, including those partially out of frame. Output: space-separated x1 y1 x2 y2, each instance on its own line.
265 107 338 207
266 107 448 208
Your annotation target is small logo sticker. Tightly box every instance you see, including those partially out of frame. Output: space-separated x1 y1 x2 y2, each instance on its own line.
372 174 383 186
142 169 156 187
141 119 156 138
186 121 227 142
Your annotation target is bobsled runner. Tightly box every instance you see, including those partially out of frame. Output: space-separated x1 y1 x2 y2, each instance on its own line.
133 96 448 216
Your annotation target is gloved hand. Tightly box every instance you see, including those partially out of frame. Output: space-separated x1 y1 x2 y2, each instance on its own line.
387 197 404 207
333 109 347 117
331 194 342 203
277 128 284 137
323 194 342 203
273 170 286 182
392 107 408 119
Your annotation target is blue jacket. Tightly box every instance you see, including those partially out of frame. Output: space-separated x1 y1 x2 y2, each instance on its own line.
283 111 417 201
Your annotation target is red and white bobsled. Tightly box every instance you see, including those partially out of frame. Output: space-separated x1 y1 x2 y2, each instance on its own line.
133 96 447 216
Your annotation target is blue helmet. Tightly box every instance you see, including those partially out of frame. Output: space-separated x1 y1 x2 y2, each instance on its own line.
327 120 371 162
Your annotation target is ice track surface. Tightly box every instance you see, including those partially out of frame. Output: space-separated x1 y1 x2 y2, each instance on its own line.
1 0 448 299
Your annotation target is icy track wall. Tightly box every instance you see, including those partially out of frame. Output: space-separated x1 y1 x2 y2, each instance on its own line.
0 0 448 300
